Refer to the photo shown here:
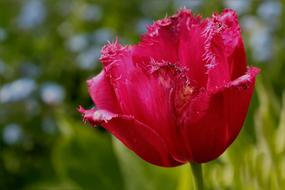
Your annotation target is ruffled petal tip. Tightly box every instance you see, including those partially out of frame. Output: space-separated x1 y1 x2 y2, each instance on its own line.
79 107 183 167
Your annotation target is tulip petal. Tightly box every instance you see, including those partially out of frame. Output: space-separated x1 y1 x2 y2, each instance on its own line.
100 40 128 67
87 70 120 113
216 67 260 146
132 17 179 65
80 8 260 166
218 9 247 80
204 32 230 91
133 9 208 88
181 67 259 162
101 43 189 162
203 18 230 91
177 10 207 88
205 9 247 92
79 108 183 167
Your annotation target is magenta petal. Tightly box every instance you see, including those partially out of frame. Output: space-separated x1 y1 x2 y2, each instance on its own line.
177 11 207 88
79 108 183 167
216 9 247 80
100 40 127 66
132 17 179 65
87 70 120 113
181 67 259 162
133 9 207 88
203 18 230 91
205 9 249 91
79 8 260 166
216 67 260 143
205 32 230 91
101 44 189 162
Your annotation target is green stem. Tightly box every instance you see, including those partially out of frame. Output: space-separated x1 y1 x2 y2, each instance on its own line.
190 162 204 190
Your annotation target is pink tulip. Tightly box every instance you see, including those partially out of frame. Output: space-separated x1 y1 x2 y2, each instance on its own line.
79 8 260 167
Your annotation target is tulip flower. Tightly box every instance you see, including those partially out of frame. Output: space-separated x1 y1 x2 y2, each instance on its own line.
79 9 259 169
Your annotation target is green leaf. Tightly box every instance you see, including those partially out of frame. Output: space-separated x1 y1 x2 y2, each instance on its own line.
113 138 194 190
52 115 125 190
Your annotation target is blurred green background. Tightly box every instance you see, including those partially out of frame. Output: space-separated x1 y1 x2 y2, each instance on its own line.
0 0 284 189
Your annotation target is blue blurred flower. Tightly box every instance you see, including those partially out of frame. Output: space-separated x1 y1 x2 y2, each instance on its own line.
67 34 88 52
136 18 152 34
257 1 282 28
40 83 65 105
0 78 36 103
17 0 46 30
92 28 114 45
76 46 101 69
241 16 273 62
250 28 273 62
241 15 259 32
2 124 23 145
81 4 102 22
224 0 251 14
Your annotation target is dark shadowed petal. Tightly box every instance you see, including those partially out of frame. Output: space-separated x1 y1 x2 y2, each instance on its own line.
180 67 259 162
87 70 120 113
79 108 183 167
